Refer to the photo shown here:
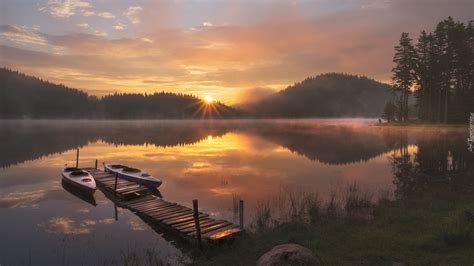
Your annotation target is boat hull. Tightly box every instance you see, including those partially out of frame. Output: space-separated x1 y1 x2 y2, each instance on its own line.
61 173 97 194
117 172 162 187
104 164 162 188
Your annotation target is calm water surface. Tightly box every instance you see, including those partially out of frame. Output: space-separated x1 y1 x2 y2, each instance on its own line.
0 119 472 265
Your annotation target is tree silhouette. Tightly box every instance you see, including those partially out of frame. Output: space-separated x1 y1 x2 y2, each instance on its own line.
395 17 474 124
392 32 417 122
0 68 242 119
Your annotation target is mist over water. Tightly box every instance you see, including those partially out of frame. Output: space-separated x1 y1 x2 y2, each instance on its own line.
0 119 472 265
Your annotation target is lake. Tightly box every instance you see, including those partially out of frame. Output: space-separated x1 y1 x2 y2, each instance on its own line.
0 119 472 265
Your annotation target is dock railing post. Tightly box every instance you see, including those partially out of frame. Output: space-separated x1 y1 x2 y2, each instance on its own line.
95 159 98 169
193 199 202 248
114 172 118 194
75 148 79 168
239 200 244 229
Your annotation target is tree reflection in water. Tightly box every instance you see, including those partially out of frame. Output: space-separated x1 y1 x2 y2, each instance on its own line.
388 128 474 197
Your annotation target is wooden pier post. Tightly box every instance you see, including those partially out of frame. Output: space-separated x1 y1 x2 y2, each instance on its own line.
193 199 202 247
114 173 118 194
75 148 79 168
95 159 98 169
239 200 244 229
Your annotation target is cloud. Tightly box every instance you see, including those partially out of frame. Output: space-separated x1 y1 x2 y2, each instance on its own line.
97 12 115 19
362 0 391 9
76 23 89 29
113 22 126 31
0 189 47 208
40 217 91 234
40 0 91 18
124 6 143 24
39 217 116 235
141 37 153 43
93 30 107 37
0 25 47 45
3 1 473 103
80 9 94 16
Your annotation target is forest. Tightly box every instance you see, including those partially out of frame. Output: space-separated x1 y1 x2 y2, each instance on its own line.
0 68 393 119
0 68 241 119
389 17 473 123
243 73 392 118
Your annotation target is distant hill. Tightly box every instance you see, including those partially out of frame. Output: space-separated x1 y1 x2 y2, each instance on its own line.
244 73 393 118
0 68 241 119
0 68 93 118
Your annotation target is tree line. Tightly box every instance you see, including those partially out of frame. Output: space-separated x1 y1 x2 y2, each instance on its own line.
388 17 473 123
0 68 241 119
245 73 392 118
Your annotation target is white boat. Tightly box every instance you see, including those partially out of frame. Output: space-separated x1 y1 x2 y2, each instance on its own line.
104 163 162 188
61 167 97 194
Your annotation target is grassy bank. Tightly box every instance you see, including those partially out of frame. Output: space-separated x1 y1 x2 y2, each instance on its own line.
195 186 474 265
374 121 469 128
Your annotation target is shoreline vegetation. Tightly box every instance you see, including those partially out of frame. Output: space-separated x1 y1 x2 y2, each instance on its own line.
105 183 474 265
375 121 469 128
192 184 474 265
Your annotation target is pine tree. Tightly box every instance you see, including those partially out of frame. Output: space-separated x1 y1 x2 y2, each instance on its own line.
382 101 397 122
392 32 417 122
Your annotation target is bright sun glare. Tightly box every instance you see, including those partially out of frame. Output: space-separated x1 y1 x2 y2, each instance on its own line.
204 95 213 103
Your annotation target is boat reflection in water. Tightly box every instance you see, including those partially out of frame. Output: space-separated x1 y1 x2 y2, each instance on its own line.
61 179 98 207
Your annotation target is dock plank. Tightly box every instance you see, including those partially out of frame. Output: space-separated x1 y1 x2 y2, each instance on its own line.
86 168 243 242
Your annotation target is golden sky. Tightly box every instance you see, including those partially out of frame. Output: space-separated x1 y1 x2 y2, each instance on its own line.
0 0 472 104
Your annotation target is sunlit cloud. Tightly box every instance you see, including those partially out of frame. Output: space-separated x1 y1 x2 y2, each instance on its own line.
97 12 115 19
93 30 107 37
76 23 89 29
40 0 91 18
0 189 47 208
39 217 116 235
40 217 91 235
80 9 95 16
113 22 126 31
0 25 47 46
124 6 143 24
1 0 472 104
202 21 213 27
141 37 153 43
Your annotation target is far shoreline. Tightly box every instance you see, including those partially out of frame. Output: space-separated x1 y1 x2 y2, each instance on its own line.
375 121 469 128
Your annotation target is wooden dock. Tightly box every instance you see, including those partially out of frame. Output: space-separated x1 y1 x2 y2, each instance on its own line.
83 167 243 243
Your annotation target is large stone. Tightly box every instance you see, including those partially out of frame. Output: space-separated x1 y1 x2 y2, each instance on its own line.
256 244 321 266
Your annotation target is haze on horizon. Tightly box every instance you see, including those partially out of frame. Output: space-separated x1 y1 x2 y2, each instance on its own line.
0 0 472 104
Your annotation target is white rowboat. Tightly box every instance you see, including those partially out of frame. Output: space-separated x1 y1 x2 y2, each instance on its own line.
104 163 162 188
61 167 97 194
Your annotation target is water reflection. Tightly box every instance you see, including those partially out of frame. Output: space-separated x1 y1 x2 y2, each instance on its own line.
390 128 474 196
0 120 473 264
0 120 406 168
61 179 97 207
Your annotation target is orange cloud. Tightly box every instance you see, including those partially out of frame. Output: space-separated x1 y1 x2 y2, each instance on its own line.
1 0 472 104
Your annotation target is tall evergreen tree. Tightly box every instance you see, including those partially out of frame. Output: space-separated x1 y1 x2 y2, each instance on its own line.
411 17 473 124
392 32 417 122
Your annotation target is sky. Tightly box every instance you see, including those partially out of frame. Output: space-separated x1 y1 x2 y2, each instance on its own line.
0 0 472 104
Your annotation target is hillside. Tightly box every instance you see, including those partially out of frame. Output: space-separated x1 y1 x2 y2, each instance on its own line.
0 68 94 118
0 68 241 119
245 73 393 118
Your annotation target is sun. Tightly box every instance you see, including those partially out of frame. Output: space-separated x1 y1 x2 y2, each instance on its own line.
204 95 213 104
